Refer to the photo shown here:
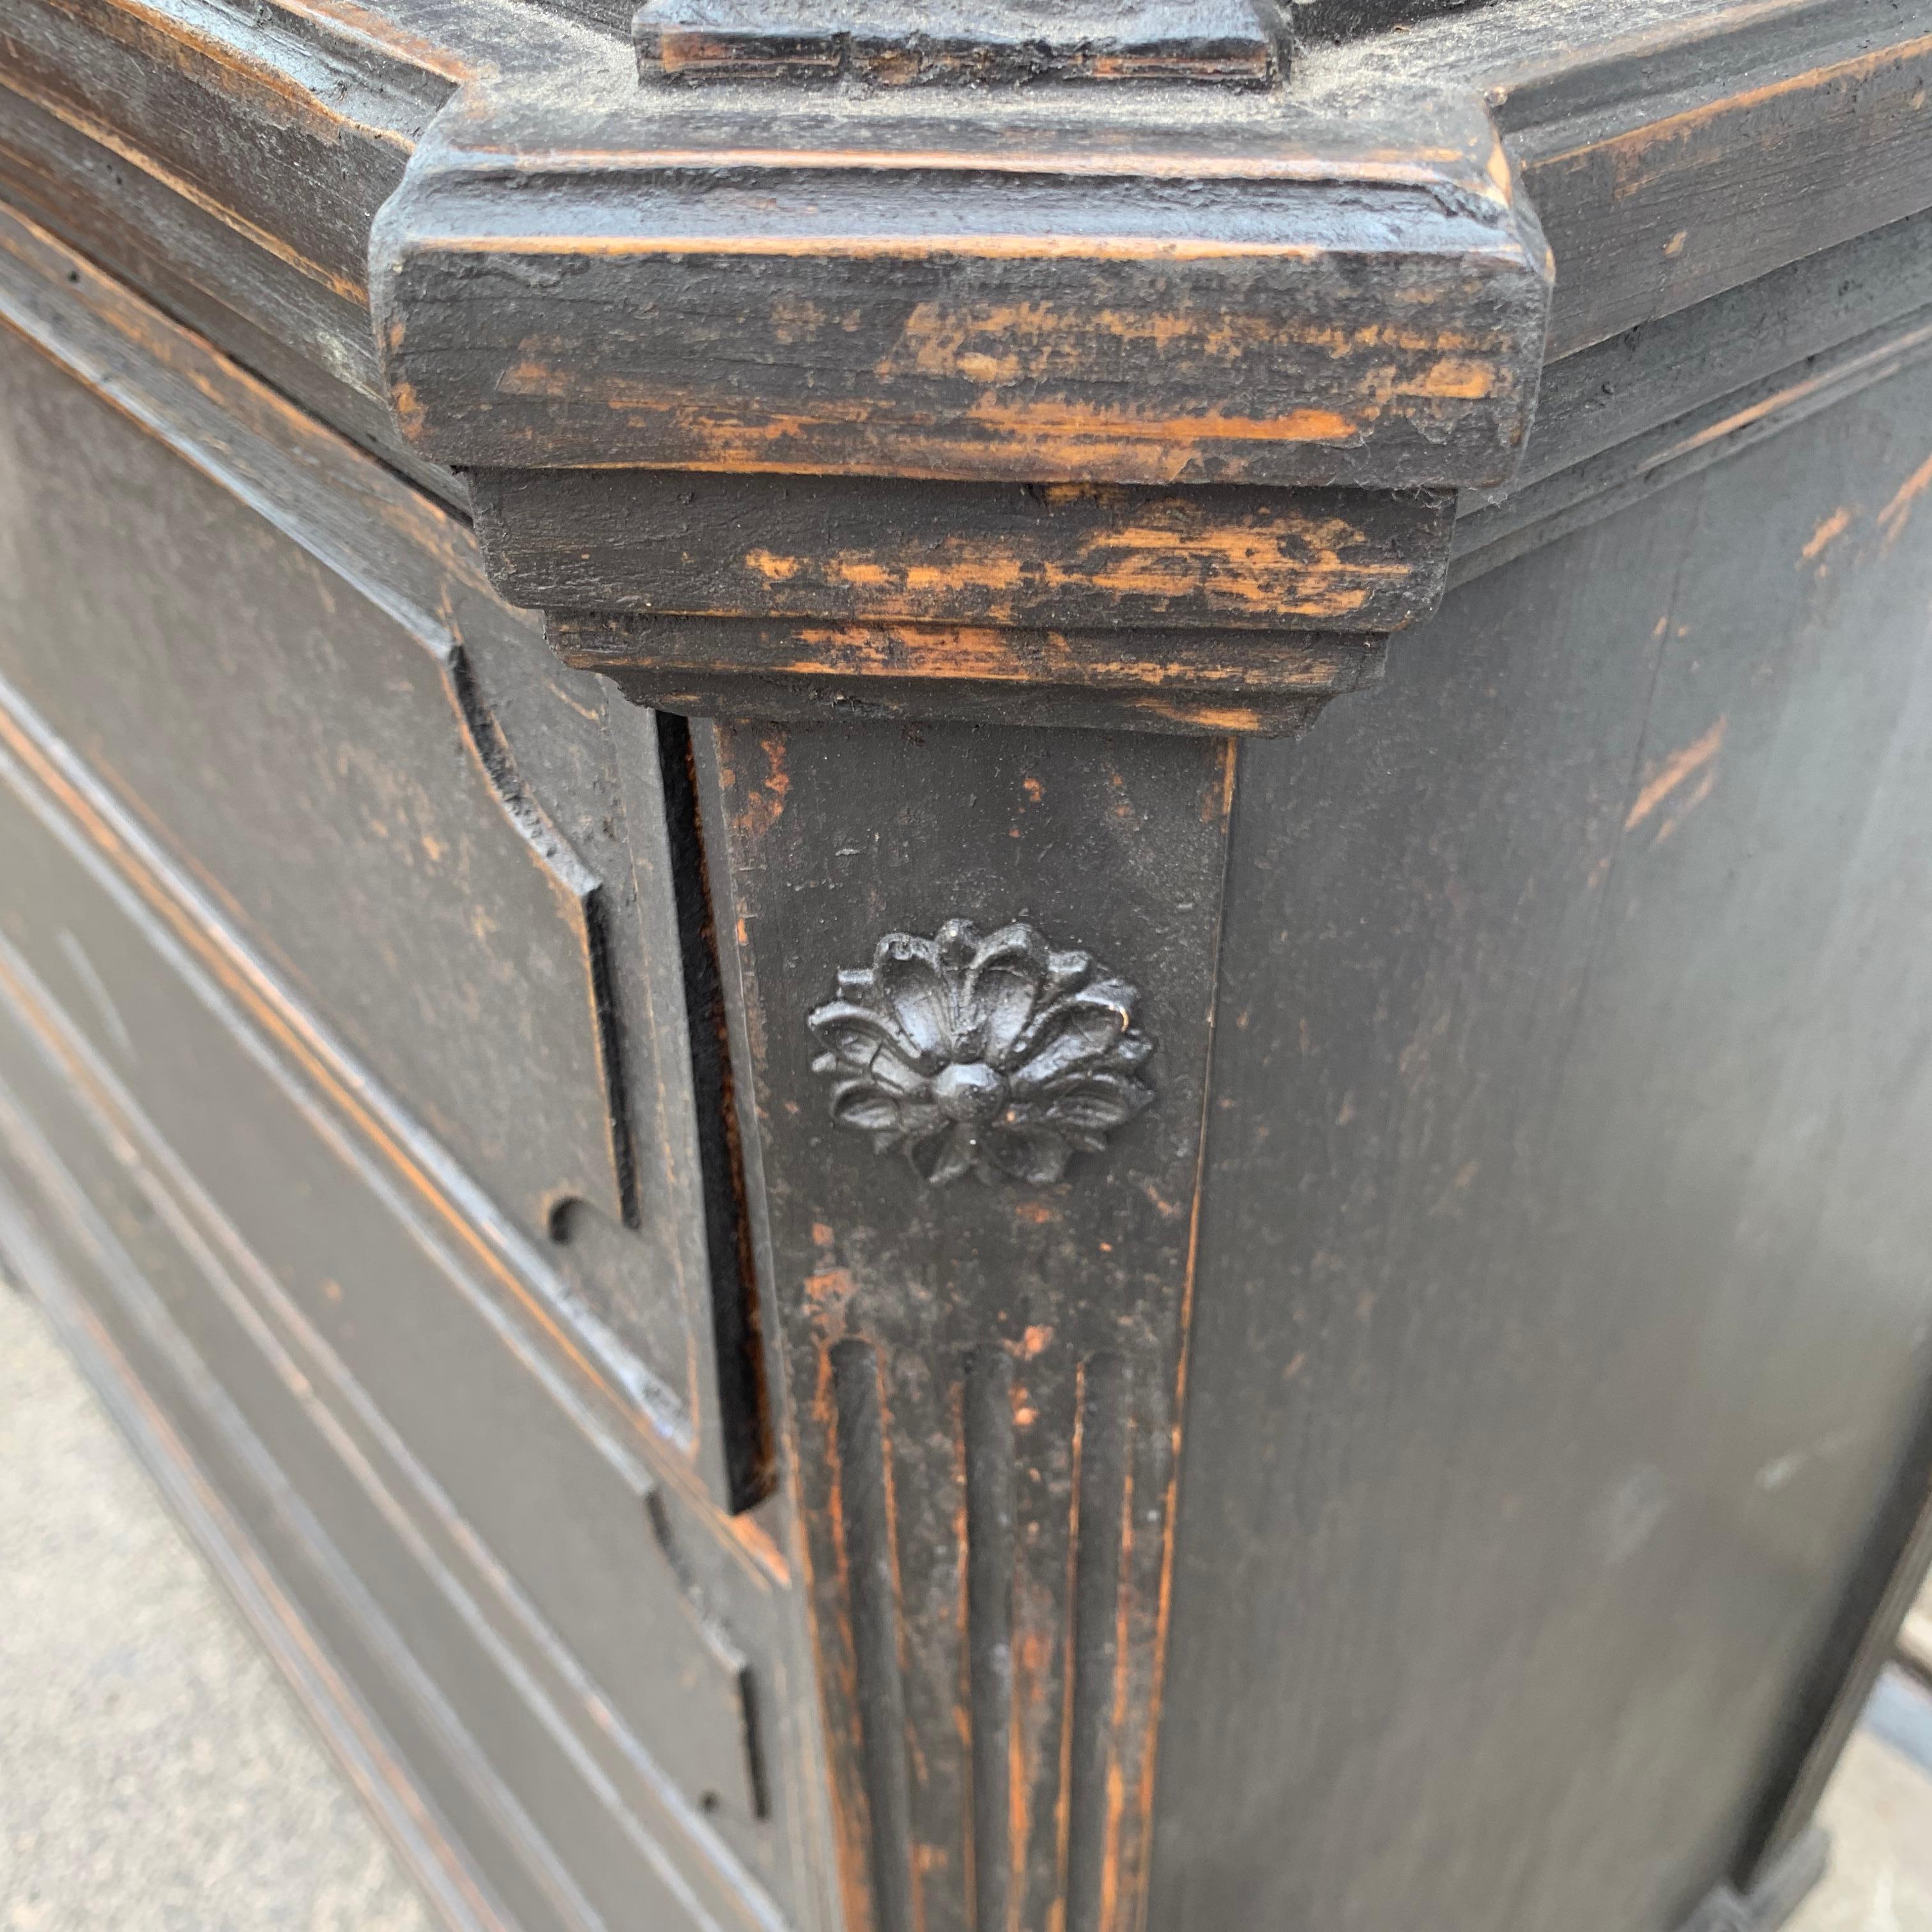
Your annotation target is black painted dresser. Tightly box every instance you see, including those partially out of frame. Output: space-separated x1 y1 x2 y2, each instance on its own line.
3 0 1931 1926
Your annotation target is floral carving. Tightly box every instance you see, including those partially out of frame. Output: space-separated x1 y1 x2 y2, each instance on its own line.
807 919 1154 1185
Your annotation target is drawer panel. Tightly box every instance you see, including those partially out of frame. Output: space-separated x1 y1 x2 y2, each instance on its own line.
0 692 805 1920
0 203 765 1506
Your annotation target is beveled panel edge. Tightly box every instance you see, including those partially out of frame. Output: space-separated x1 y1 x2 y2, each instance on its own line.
0 665 703 1524
0 686 827 1919
1450 297 1932 586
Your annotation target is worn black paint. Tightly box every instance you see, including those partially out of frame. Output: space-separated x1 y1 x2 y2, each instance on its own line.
4 3 1932 1932
373 95 1549 493
693 716 1234 1932
555 615 1380 738
471 469 1452 636
1153 357 1932 1932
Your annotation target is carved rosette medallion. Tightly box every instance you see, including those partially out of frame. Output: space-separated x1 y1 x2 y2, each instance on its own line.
808 919 1154 1184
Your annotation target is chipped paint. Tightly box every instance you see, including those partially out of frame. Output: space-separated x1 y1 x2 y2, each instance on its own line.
1626 717 1727 835
1878 448 1932 549
735 509 1416 625
1802 505 1854 559
733 735 791 839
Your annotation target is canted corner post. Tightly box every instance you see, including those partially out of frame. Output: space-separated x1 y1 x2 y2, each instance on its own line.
369 19 1551 1926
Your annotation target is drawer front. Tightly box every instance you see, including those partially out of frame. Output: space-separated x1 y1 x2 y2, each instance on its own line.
0 782 793 1924
0 202 768 1511
0 209 809 1928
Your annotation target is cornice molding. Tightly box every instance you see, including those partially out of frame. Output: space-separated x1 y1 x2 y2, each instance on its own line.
370 68 1550 732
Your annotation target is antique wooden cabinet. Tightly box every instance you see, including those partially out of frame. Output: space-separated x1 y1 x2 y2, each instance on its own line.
3 0 1932 1926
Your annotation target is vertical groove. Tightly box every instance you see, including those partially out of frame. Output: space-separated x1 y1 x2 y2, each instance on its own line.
832 1338 916 1932
1065 1356 1131 1932
654 711 772 1511
1135 734 1243 1930
964 1347 1016 1932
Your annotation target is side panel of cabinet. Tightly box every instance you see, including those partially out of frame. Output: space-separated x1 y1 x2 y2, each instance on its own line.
1151 355 1932 1932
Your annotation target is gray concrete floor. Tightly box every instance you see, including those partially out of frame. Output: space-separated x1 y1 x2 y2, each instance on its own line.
2 1271 1929 1931
1791 1726 1932 1932
0 1278 430 1932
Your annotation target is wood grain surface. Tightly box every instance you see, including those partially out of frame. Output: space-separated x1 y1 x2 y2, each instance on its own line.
373 93 1551 491
474 470 1452 635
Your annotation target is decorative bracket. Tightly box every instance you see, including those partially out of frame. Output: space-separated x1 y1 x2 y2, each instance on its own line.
371 42 1552 735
